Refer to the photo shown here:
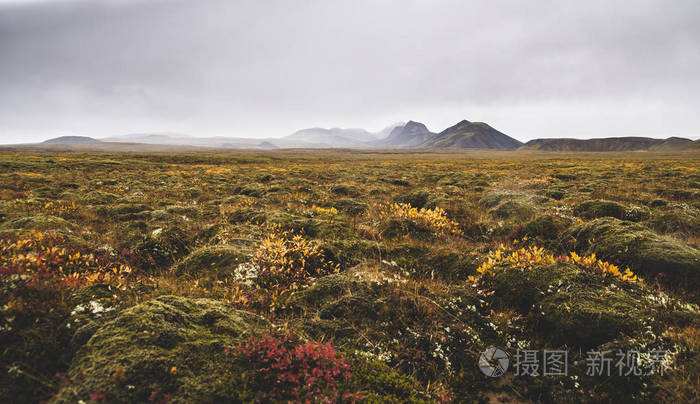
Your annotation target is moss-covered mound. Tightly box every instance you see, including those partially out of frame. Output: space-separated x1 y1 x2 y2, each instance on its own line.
393 190 436 210
1 214 77 231
646 204 700 237
281 271 486 380
333 198 368 215
82 190 120 205
378 218 437 240
382 243 479 280
173 245 250 279
96 203 153 221
567 218 700 291
266 211 347 238
51 295 270 404
516 215 574 250
479 190 529 209
133 228 191 271
574 199 627 220
489 200 535 220
484 263 655 348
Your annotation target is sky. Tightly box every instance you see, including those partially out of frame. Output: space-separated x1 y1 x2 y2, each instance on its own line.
1 0 699 144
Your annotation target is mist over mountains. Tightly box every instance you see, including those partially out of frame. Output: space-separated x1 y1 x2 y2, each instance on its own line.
32 119 700 152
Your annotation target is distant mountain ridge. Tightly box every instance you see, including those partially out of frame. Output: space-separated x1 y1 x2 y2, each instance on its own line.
33 122 700 152
521 137 700 151
285 127 377 147
43 136 101 145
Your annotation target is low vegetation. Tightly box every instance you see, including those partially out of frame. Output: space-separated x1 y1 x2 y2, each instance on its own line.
1 151 698 403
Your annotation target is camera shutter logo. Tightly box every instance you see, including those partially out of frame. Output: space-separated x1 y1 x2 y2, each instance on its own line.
479 347 509 377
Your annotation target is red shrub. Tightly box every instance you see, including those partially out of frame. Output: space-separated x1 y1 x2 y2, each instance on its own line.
229 334 353 402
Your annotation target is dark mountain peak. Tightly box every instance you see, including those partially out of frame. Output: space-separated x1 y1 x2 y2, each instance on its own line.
421 120 522 149
439 119 473 133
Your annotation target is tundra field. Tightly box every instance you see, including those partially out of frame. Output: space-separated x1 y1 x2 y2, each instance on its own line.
1 151 699 403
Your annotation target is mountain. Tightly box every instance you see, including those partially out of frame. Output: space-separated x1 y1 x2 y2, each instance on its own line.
376 121 435 148
284 127 377 147
374 122 406 139
420 120 522 149
101 133 314 148
43 136 101 145
521 136 699 151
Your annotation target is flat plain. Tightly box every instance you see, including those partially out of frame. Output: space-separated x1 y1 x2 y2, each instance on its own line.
1 150 698 403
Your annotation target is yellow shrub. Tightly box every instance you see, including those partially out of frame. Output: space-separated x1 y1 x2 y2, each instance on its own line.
475 244 638 283
309 205 339 216
380 203 461 236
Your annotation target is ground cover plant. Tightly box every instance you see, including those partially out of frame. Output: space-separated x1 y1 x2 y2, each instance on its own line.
0 150 698 403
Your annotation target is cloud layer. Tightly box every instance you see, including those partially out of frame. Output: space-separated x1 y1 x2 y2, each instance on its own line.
1 0 699 143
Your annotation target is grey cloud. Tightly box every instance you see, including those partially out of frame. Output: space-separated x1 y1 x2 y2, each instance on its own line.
1 0 699 143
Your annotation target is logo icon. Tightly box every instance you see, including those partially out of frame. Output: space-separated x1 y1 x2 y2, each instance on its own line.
479 347 509 377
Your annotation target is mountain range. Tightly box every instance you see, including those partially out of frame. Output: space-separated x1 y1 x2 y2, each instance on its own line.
521 136 700 151
28 120 700 152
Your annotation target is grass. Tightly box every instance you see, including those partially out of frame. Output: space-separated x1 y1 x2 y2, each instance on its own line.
0 150 698 403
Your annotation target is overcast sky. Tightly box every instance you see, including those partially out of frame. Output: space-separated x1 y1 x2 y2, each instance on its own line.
1 0 699 143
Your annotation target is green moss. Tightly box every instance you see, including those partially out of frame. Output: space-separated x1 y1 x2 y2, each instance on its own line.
266 211 347 238
134 228 191 271
281 272 484 379
485 263 654 349
646 205 700 236
658 188 700 201
545 188 566 200
232 184 266 197
384 243 479 279
333 198 369 215
164 205 200 218
574 199 627 220
82 190 120 205
567 218 700 290
223 207 265 224
394 190 435 210
1 215 76 231
649 198 668 207
323 237 383 267
193 223 234 245
479 191 529 209
51 296 270 404
340 360 429 403
173 245 250 279
331 183 360 196
378 218 436 240
517 215 573 245
489 200 535 220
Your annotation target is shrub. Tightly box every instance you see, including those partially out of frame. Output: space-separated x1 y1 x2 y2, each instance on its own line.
214 334 353 402
0 231 130 402
246 230 340 309
379 203 461 237
475 244 638 283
